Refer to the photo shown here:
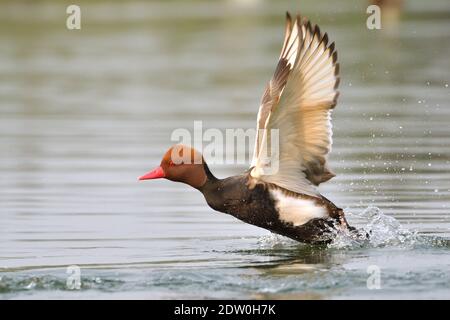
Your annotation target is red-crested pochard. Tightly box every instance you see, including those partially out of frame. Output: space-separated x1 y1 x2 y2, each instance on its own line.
140 13 358 244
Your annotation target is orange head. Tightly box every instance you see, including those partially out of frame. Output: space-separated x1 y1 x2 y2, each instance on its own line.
139 144 207 189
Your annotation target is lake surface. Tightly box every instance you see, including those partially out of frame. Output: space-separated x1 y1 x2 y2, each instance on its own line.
0 0 449 299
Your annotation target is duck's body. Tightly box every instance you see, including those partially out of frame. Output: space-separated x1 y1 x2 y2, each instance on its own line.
198 163 348 244
140 12 358 244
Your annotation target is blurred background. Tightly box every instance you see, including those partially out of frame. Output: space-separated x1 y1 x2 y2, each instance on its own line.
0 0 449 299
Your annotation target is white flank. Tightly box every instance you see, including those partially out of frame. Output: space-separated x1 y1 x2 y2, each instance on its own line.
270 189 328 226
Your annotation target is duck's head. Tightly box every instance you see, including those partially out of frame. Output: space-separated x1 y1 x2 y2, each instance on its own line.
139 144 208 189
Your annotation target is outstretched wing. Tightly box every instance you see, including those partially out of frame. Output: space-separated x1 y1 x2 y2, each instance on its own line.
250 13 340 197
251 12 297 169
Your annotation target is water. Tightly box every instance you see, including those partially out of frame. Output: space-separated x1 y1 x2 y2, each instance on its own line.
1 0 449 299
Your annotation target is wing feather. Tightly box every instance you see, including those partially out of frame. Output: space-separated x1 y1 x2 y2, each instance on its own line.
250 13 340 196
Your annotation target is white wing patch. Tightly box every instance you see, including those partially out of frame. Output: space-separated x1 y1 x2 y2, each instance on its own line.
270 189 328 226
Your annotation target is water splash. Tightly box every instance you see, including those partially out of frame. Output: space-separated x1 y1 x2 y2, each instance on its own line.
329 206 420 249
258 206 447 250
257 233 298 248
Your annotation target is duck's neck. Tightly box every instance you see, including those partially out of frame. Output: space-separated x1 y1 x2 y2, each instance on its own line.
197 162 228 212
190 161 219 191
202 161 218 185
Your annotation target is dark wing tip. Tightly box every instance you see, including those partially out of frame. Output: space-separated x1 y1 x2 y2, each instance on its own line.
331 91 340 109
334 77 341 90
334 62 340 76
328 42 335 55
306 21 313 34
286 11 292 21
314 24 321 38
322 32 329 46
332 51 338 64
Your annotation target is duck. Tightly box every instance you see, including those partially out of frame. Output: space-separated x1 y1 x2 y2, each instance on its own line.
139 12 356 244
